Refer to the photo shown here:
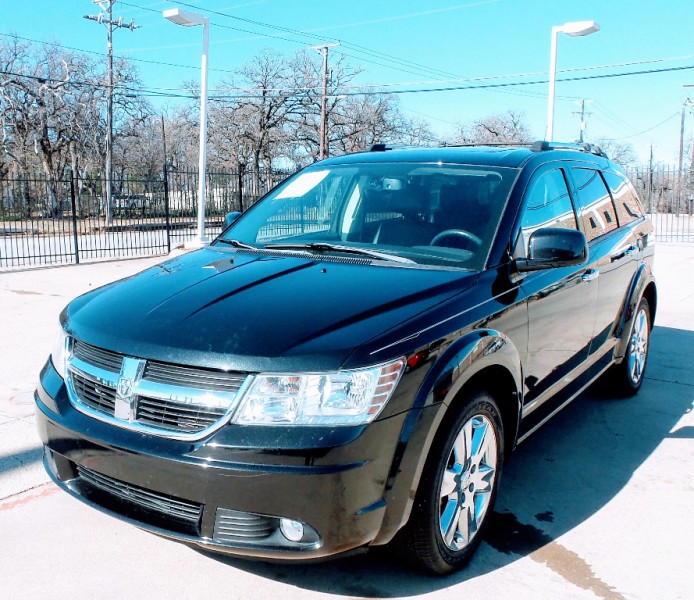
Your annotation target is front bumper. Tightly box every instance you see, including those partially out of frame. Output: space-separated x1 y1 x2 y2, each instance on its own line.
35 359 410 560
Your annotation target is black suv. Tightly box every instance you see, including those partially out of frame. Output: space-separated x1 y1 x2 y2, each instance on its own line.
36 142 656 574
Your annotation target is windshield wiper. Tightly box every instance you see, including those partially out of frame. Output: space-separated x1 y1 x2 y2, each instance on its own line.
264 242 415 264
217 238 258 250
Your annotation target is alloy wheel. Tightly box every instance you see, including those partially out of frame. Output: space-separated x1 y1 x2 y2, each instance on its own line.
438 414 498 551
627 307 649 386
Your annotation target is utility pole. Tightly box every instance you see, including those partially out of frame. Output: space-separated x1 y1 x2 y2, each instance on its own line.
572 99 591 143
647 145 653 214
311 43 339 160
676 98 692 214
84 1 139 224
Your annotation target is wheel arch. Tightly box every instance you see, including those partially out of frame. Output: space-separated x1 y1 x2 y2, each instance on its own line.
373 329 522 546
615 262 657 361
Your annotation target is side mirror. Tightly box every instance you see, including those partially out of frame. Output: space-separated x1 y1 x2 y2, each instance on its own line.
224 211 242 229
516 227 587 272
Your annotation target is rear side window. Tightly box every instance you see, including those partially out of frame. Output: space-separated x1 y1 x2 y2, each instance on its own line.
571 168 619 242
603 171 645 224
518 168 577 254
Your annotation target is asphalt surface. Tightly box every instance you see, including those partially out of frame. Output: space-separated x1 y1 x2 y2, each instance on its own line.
1 245 692 600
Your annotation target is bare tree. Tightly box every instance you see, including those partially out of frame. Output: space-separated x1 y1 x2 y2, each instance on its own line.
0 41 78 214
454 110 533 145
0 38 150 213
593 138 637 168
213 50 302 190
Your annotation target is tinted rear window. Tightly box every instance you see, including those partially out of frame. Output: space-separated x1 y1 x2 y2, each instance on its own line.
603 171 645 225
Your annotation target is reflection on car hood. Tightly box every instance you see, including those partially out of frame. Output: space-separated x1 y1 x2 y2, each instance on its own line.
64 247 476 372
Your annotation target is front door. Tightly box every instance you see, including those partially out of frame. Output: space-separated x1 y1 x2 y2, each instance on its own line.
516 167 598 422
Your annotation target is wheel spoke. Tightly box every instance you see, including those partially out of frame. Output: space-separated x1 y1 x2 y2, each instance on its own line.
457 498 472 544
453 420 473 467
476 464 495 490
471 419 491 463
441 499 462 547
440 469 457 498
473 489 491 523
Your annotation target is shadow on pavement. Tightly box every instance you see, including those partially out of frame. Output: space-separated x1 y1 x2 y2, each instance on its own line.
195 325 693 597
0 447 43 475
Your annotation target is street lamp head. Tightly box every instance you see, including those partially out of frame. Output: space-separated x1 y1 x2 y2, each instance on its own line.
163 8 207 27
559 20 600 37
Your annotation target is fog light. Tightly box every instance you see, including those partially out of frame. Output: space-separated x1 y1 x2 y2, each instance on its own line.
279 518 304 542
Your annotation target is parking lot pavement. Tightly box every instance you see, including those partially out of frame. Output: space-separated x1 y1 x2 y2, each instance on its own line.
1 245 692 599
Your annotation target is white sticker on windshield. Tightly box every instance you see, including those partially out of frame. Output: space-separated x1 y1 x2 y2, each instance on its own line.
275 170 330 199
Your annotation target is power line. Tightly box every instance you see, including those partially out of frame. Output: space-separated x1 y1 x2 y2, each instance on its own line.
5 62 694 102
120 0 469 81
602 112 681 141
4 30 694 96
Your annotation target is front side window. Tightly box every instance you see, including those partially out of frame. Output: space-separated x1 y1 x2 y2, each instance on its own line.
571 168 619 242
218 163 518 271
518 168 577 255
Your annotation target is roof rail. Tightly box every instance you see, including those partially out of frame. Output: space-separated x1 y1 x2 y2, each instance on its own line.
531 140 609 158
438 141 533 148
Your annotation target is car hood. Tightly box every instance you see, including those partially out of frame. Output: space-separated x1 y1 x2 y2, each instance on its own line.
64 247 476 372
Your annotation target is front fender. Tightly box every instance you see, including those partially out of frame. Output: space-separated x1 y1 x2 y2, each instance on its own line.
372 329 522 545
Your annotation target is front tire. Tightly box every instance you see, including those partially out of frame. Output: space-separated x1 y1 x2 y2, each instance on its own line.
395 391 504 574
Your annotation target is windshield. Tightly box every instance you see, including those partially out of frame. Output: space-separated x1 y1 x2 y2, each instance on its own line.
217 162 518 270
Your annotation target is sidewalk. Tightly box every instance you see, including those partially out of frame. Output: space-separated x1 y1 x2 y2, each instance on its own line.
0 251 183 499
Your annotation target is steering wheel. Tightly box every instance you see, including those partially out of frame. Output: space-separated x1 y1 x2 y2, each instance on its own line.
430 229 483 249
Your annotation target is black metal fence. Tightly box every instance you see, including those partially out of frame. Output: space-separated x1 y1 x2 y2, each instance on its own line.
0 168 288 269
626 165 694 243
1 164 692 269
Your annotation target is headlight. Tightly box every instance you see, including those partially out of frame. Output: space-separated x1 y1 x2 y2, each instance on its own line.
51 325 71 380
232 358 406 426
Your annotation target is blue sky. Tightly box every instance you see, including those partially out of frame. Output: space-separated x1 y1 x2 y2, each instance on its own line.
4 0 694 164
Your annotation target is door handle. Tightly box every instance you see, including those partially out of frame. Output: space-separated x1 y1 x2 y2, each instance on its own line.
582 269 599 282
611 245 638 262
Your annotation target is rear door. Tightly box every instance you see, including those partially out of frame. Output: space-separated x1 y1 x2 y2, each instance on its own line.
568 167 639 362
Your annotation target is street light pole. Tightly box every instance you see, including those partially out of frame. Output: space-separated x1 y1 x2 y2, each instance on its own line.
163 8 210 245
546 20 600 142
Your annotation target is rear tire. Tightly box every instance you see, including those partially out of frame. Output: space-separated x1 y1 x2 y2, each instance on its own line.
394 390 504 575
608 297 651 396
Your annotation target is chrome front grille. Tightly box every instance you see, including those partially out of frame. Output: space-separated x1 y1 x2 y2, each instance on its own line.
72 371 117 414
67 340 249 439
77 465 202 524
144 361 245 393
72 342 122 372
137 396 227 431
